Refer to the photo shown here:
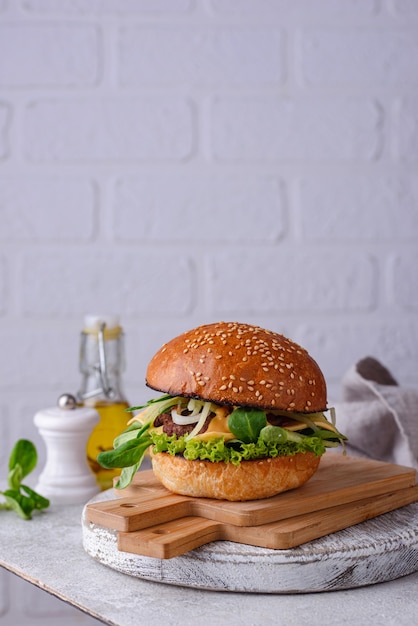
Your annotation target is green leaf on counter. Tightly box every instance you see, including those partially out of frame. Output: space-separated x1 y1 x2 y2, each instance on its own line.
0 439 50 520
8 439 37 480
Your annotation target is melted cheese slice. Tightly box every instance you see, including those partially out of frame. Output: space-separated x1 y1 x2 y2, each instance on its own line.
312 420 339 432
193 413 236 442
192 406 235 441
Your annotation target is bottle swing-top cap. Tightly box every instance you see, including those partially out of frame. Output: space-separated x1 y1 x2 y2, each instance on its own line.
83 315 122 340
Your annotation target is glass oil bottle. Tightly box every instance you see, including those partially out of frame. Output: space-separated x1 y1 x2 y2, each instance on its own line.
77 315 130 490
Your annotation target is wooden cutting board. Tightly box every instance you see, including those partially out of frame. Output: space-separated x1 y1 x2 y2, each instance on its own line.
85 454 418 559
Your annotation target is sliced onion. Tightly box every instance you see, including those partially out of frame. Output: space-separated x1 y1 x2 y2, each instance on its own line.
186 401 212 440
171 408 200 425
187 398 200 412
171 399 205 425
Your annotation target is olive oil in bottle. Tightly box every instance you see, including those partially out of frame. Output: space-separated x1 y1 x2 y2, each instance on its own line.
77 315 130 491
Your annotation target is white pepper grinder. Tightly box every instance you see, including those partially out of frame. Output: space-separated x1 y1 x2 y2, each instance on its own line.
34 393 100 504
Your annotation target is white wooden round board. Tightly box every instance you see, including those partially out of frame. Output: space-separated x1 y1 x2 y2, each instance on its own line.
81 489 418 594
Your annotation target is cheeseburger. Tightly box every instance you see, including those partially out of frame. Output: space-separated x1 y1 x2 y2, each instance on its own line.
98 321 346 501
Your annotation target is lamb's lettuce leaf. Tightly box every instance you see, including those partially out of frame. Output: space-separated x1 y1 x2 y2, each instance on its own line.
227 407 267 443
0 440 49 520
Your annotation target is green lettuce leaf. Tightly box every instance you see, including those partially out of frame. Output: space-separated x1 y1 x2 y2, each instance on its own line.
150 431 326 465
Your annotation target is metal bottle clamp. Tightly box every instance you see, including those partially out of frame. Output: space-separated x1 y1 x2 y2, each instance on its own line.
79 322 116 401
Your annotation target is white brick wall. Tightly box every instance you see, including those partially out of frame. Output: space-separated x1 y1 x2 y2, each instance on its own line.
212 96 383 160
1 1 418 623
24 98 195 160
0 23 100 86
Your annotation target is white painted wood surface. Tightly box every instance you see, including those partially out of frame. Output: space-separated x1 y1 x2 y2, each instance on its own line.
82 490 418 593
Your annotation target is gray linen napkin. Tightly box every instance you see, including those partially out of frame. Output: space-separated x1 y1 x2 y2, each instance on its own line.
333 357 418 471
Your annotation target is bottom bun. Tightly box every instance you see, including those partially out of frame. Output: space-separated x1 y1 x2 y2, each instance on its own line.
151 452 321 501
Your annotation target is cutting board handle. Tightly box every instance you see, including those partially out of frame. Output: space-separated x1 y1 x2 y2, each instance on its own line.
118 517 222 559
86 492 190 532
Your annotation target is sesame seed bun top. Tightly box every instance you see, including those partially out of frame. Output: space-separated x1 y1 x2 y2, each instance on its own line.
146 321 327 413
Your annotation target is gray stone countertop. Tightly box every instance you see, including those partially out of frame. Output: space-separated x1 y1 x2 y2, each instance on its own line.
1 498 418 626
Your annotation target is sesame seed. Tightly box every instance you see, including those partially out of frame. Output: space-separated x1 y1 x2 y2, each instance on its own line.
219 385 227 391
